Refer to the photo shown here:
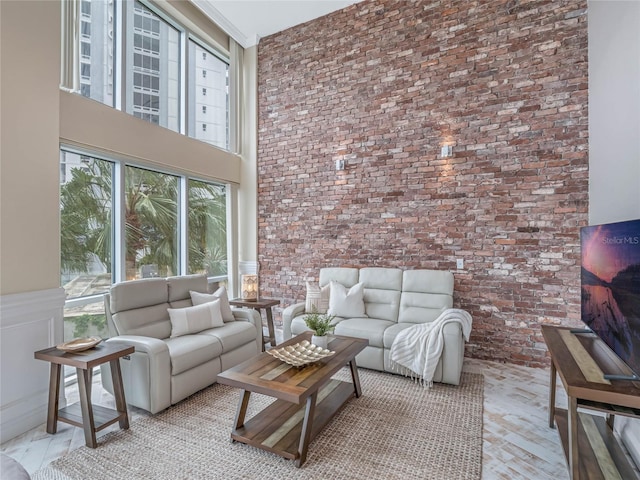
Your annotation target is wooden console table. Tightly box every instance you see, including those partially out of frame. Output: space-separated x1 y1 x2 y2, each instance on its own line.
34 342 134 448
542 325 640 480
229 297 280 350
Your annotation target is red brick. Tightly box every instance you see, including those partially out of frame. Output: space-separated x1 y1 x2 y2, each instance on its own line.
256 0 588 368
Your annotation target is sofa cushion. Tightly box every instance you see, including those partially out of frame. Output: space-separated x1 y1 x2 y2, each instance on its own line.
305 281 330 313
398 270 454 324
359 268 402 322
165 334 223 375
328 281 366 318
167 274 208 302
112 303 172 339
199 321 259 352
168 300 224 338
190 286 235 322
333 317 393 348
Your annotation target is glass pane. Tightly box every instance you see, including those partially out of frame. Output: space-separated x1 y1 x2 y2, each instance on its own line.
60 151 113 299
188 40 229 150
78 0 115 107
127 2 180 132
188 180 227 277
63 301 108 342
124 166 179 280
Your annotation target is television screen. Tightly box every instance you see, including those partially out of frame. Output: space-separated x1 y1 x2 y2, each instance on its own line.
581 218 640 376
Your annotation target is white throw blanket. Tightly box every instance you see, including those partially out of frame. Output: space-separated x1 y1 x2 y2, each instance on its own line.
389 308 473 387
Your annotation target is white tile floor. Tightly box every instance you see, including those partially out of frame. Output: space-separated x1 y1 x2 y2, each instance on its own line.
2 327 631 480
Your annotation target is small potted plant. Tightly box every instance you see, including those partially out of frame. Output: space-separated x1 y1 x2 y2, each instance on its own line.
304 307 335 349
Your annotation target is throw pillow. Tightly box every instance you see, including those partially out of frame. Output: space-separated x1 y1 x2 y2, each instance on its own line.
328 281 367 318
190 286 235 322
167 300 224 338
305 281 330 314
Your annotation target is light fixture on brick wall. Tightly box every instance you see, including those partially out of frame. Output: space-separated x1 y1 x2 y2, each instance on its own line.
335 159 346 171
441 145 453 158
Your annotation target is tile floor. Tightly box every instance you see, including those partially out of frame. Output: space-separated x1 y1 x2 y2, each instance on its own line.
1 327 627 480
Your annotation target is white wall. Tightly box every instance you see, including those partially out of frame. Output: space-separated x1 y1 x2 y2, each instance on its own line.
588 0 640 466
589 0 640 225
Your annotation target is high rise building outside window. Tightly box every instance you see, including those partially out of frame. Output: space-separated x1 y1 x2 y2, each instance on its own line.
188 40 229 150
72 0 231 150
126 1 180 131
78 0 115 107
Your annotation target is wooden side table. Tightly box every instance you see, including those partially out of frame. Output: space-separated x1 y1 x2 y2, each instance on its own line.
229 297 280 350
542 325 640 480
34 342 134 448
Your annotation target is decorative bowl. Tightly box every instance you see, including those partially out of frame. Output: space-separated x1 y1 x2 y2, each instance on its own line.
267 339 335 367
56 336 102 352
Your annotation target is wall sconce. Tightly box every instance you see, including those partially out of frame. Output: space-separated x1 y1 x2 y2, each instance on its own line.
440 145 453 158
335 159 346 171
241 274 258 301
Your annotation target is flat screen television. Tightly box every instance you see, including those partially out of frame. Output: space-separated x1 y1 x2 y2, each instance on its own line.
580 218 640 378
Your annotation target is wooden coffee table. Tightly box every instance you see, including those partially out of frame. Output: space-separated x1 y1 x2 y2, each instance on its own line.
217 332 368 467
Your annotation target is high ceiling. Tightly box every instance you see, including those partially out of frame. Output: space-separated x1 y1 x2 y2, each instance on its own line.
193 0 364 48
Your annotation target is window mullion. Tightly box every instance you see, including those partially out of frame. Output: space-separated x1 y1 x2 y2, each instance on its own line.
114 161 125 283
180 177 188 276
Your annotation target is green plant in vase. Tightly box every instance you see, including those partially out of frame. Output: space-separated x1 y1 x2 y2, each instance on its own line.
304 306 335 349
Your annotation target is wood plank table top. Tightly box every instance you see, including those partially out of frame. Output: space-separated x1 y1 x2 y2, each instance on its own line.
217 332 368 404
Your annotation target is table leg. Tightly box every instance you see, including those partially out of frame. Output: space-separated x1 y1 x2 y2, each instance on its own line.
548 360 557 428
296 392 317 468
567 395 579 480
109 359 129 429
233 390 252 431
46 363 62 434
77 367 97 448
265 307 277 347
348 360 363 398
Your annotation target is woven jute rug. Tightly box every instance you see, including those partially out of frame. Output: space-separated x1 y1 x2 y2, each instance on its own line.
33 369 483 480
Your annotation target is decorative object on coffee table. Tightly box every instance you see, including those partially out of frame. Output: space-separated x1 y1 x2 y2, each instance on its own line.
304 307 335 349
266 339 335 367
229 297 280 350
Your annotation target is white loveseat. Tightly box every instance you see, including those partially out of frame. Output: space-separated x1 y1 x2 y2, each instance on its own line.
282 267 467 385
100 274 262 414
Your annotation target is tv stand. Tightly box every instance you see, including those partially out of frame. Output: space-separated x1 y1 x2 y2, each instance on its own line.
542 325 640 480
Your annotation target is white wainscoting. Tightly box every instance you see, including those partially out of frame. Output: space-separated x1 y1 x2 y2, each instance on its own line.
0 288 66 443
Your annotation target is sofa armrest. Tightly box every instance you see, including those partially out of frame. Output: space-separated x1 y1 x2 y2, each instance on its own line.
282 302 305 340
440 322 466 386
99 335 171 414
232 308 263 347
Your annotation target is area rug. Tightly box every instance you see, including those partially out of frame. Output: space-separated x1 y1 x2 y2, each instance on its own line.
32 369 483 480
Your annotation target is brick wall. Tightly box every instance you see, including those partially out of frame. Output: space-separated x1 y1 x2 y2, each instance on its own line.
257 0 588 367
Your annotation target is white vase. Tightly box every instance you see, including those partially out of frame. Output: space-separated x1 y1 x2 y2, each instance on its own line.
311 334 328 349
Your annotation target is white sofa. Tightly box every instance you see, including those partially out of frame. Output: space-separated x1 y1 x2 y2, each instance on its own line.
282 267 467 385
100 274 262 414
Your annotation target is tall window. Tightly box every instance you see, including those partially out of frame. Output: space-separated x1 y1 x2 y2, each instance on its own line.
78 0 115 106
60 148 229 340
71 0 232 150
60 151 114 342
188 40 229 149
126 2 180 131
188 180 227 277
124 166 179 279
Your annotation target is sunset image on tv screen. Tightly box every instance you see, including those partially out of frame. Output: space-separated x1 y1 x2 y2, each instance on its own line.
581 219 640 376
